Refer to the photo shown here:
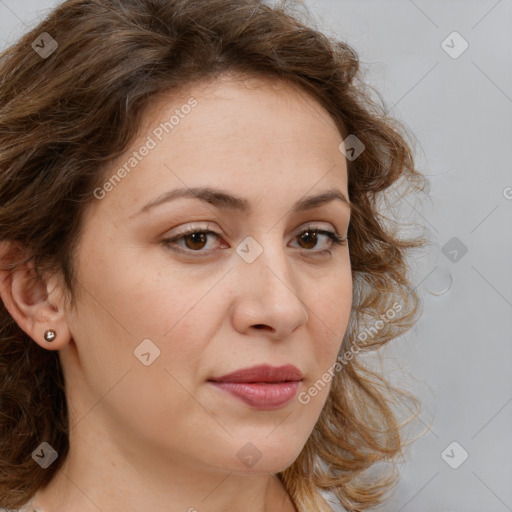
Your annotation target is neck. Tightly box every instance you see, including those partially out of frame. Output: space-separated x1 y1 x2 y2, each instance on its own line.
30 458 298 512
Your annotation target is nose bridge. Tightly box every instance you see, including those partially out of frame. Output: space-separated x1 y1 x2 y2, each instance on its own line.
242 231 294 289
233 230 309 329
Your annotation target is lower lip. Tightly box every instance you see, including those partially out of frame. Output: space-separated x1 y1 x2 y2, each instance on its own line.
209 381 301 410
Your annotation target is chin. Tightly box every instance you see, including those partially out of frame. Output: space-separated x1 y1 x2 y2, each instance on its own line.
221 444 303 475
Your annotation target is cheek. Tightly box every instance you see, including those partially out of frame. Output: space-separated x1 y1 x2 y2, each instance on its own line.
70 251 217 397
81 248 208 338
298 274 352 411
310 273 353 357
126 272 223 341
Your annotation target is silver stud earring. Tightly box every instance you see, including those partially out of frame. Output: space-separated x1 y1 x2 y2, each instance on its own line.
44 329 56 342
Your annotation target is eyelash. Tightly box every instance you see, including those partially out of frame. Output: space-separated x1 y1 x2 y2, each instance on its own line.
161 223 348 258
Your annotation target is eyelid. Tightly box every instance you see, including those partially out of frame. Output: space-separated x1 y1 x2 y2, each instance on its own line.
162 221 347 257
166 221 340 240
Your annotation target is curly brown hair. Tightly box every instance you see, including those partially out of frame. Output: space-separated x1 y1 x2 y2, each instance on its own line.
0 0 427 510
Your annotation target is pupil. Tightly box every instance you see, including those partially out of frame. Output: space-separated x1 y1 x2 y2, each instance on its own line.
301 231 316 249
186 233 206 249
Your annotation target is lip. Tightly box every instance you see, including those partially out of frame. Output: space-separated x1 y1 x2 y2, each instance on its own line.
208 364 303 410
208 364 303 383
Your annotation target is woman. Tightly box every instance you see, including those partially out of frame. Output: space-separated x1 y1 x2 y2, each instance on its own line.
0 0 426 511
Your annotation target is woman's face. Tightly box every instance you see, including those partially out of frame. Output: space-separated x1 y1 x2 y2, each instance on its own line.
60 74 352 477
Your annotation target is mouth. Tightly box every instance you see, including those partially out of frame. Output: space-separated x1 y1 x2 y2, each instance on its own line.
207 364 303 410
208 381 302 410
208 363 303 383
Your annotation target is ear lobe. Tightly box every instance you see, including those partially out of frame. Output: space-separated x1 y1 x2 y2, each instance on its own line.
0 241 71 350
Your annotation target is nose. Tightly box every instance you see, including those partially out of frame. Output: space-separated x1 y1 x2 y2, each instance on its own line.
230 235 310 340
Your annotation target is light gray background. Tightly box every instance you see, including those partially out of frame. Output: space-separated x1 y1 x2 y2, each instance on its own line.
1 1 511 511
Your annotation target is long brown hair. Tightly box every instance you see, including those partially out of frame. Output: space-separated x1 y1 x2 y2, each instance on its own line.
0 0 427 510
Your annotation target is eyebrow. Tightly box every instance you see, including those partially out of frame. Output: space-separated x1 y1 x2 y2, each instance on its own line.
130 186 351 218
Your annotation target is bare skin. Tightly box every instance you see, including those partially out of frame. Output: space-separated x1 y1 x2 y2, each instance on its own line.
0 73 352 512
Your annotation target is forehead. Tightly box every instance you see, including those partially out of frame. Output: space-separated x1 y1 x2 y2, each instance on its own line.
143 72 342 142
89 73 348 223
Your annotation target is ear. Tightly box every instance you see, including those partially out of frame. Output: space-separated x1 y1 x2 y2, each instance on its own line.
0 241 72 351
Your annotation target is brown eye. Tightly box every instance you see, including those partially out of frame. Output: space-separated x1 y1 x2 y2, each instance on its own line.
162 226 220 253
162 224 346 258
291 226 347 254
182 232 209 251
297 230 318 250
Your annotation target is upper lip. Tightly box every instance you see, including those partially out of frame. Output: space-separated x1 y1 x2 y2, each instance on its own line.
208 364 303 383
